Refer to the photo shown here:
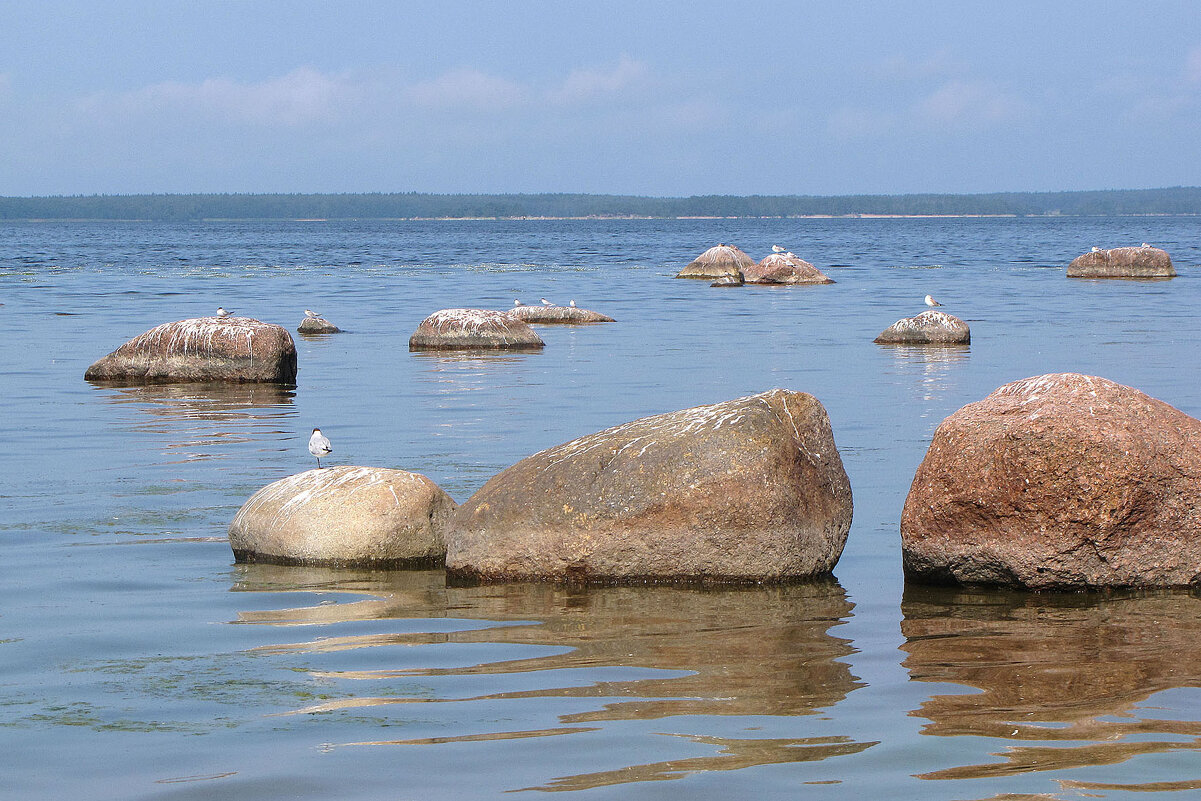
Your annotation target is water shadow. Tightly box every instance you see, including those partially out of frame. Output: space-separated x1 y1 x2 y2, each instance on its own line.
230 566 872 788
900 584 1201 785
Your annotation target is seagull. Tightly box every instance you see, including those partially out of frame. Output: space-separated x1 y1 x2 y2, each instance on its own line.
1141 242 1151 248
569 299 577 308
308 428 332 469
513 299 525 307
540 297 553 307
924 294 943 307
772 245 785 253
304 309 322 319
1091 246 1101 252
216 307 232 318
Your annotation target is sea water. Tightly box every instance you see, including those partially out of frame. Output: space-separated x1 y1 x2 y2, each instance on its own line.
2 216 1200 799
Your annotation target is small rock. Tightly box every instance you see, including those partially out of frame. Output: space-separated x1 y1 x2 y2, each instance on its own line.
902 373 1201 589
874 311 970 345
509 305 615 324
409 308 545 350
298 317 342 334
710 275 744 287
1068 246 1174 278
229 465 457 568
446 388 853 583
744 253 835 285
676 244 754 280
85 316 297 383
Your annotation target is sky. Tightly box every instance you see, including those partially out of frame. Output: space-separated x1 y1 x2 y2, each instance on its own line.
2 1 1200 197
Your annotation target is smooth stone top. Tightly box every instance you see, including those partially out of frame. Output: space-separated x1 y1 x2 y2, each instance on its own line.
84 316 298 383
874 310 970 345
744 253 835 284
298 317 342 334
1067 246 1174 278
409 308 545 350
509 305 615 324
676 244 754 280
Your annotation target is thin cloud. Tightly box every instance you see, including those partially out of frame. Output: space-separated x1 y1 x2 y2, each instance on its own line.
913 80 1029 127
403 67 528 111
549 56 649 103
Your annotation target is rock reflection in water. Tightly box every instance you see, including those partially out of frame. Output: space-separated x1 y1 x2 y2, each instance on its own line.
91 382 295 459
900 585 1201 786
880 344 969 406
231 566 872 788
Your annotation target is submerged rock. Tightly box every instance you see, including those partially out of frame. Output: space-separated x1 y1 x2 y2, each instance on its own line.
509 305 615 324
902 373 1201 589
1068 246 1174 278
298 316 342 334
709 275 744 287
676 244 754 280
874 311 970 345
446 388 853 583
84 316 297 383
408 308 545 350
744 252 835 285
229 465 457 568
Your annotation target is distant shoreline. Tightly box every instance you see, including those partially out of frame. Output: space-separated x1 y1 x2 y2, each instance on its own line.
6 212 1200 223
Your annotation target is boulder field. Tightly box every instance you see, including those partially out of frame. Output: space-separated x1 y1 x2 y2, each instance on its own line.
445 388 853 583
85 316 297 383
902 373 1201 589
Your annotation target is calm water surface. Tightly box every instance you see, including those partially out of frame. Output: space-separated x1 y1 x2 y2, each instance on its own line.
2 217 1200 799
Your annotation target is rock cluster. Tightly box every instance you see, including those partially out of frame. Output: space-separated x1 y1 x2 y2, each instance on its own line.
229 466 456 568
446 389 853 583
85 316 297 383
902 373 1201 589
409 308 545 350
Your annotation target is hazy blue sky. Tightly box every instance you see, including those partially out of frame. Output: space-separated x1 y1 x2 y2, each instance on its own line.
3 1 1200 196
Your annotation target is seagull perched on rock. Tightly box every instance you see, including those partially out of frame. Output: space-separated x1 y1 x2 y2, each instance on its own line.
216 307 232 318
308 428 332 469
304 309 322 320
569 299 577 308
924 294 943 307
513 299 525 307
772 245 785 253
1091 246 1101 252
540 297 553 307
1142 242 1151 248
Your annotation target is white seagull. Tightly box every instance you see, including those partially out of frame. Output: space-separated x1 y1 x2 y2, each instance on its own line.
540 297 553 307
568 299 577 308
304 309 322 319
771 245 785 253
513 299 525 307
1141 242 1151 248
216 307 232 318
1091 246 1101 252
924 294 943 307
308 428 332 469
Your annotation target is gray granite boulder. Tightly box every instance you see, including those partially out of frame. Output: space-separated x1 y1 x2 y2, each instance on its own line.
676 244 754 280
902 373 1201 589
874 311 970 345
1068 246 1174 278
298 317 342 334
446 388 853 583
85 315 297 383
409 308 545 350
229 465 457 568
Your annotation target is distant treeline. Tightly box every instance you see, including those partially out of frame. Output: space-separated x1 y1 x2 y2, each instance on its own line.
3 187 1201 221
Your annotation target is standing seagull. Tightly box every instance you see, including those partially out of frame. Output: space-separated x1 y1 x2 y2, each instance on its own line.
308 428 332 469
771 245 785 253
513 299 525 307
304 309 322 320
216 307 232 318
924 294 943 308
540 297 553 307
568 299 577 307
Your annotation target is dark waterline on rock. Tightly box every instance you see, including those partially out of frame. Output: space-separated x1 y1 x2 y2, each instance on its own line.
2 217 1201 799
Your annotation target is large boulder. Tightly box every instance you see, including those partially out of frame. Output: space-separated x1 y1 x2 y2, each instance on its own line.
229 466 457 568
902 373 1201 589
298 316 342 334
446 388 853 583
1068 246 1174 278
874 311 970 345
676 244 754 280
744 252 835 285
509 304 615 324
408 308 545 350
85 316 297 383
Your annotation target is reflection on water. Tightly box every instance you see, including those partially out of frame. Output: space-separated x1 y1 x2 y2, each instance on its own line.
880 344 970 406
90 382 296 460
231 566 873 790
901 585 1201 789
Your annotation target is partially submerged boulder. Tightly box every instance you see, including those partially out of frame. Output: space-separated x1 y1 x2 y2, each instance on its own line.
902 373 1201 589
298 316 342 334
509 304 615 324
676 244 754 280
874 311 970 345
446 388 853 583
85 316 297 383
1068 246 1174 278
710 275 744 288
408 308 545 350
744 252 835 285
229 465 457 568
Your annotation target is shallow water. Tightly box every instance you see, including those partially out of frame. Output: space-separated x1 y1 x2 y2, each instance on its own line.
2 216 1201 799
